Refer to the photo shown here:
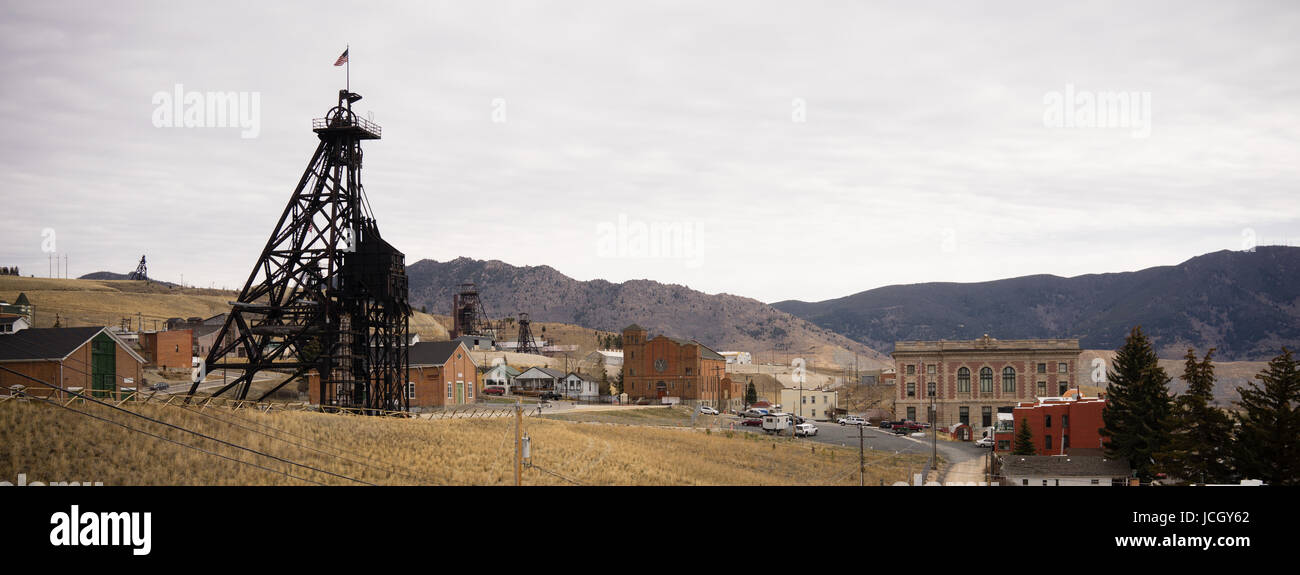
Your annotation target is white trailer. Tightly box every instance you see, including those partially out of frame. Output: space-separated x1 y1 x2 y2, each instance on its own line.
762 412 792 434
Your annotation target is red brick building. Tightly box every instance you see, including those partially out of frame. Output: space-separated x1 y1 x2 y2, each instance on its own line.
892 335 1081 431
621 324 738 408
307 341 481 409
994 394 1108 455
139 329 192 371
405 341 481 408
0 327 146 399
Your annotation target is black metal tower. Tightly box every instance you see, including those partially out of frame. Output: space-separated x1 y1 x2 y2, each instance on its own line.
450 283 496 339
186 88 410 412
128 255 148 280
515 312 541 355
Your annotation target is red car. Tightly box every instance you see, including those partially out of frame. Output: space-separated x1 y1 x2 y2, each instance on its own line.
742 418 763 427
482 387 505 396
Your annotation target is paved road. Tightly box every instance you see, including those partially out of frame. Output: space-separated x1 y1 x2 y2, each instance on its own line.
723 418 990 483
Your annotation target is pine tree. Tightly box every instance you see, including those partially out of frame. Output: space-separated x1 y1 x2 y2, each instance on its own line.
1013 417 1037 455
1232 348 1300 485
1156 349 1234 484
1100 326 1174 481
745 381 758 406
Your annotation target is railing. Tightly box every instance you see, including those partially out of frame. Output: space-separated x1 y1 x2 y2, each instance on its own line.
312 115 382 138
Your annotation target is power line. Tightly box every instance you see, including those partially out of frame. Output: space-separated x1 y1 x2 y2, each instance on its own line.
0 335 426 484
0 364 373 485
10 389 325 485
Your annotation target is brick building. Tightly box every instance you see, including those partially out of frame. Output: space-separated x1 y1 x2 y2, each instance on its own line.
139 329 192 371
0 327 146 399
892 335 1081 431
993 394 1108 455
621 324 739 409
405 340 481 408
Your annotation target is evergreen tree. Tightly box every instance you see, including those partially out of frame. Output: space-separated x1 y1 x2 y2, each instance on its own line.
744 381 758 406
1232 348 1300 485
1100 326 1174 481
1156 348 1234 484
1013 417 1037 455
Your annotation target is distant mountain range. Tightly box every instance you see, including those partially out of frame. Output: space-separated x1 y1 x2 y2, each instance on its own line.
405 258 890 368
772 247 1300 361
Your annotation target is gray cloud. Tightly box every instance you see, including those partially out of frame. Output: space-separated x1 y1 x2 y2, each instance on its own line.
2 0 1297 302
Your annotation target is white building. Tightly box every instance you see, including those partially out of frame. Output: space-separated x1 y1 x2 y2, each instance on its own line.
515 367 566 391
0 314 31 335
720 351 752 365
483 364 521 394
560 372 600 401
779 387 838 421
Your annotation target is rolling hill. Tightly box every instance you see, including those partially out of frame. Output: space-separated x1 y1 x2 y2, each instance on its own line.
405 258 890 369
772 247 1300 361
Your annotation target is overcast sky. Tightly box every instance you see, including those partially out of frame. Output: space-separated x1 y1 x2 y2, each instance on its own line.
2 0 1297 303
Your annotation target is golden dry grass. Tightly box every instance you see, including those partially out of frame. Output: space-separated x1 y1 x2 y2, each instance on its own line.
0 398 923 486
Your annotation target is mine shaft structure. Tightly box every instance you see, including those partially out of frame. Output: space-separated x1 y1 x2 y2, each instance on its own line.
128 255 148 281
514 312 541 355
187 88 410 412
450 283 498 339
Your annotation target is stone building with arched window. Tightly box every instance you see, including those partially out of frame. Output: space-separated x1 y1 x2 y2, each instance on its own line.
892 335 1081 434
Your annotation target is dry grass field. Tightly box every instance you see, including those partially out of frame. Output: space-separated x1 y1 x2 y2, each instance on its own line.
0 398 923 486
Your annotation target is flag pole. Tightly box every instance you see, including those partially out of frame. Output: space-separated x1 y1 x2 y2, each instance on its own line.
346 43 350 93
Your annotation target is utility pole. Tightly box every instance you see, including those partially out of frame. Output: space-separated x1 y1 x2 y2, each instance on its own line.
514 399 523 486
930 387 938 471
859 423 865 486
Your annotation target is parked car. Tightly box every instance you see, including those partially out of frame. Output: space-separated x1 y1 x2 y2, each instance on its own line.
742 408 770 418
879 420 893 429
698 406 720 415
795 423 819 437
539 392 562 401
150 382 170 392
840 416 867 426
975 436 995 448
892 425 910 435
742 418 763 427
483 387 505 396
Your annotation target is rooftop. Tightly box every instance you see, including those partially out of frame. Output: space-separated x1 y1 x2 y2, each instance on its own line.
894 335 1081 354
1001 455 1131 478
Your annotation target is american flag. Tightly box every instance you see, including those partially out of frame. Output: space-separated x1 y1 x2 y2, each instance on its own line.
333 48 349 66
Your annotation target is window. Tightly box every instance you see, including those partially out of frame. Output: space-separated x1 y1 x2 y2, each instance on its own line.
1045 415 1052 428
801 396 806 404
447 384 453 399
408 382 415 399
1000 441 1010 450
1037 381 1047 396
957 367 970 392
467 384 473 399
979 368 993 393
1091 479 1100 485
686 367 692 375
907 365 916 375
906 383 915 397
1002 367 1016 393
959 406 970 425
1062 414 1069 429
927 364 936 375
1045 435 1052 450
1059 382 1068 396
812 409 817 418
927 382 935 397
1022 479 1029 486
1058 362 1068 374
811 396 816 404
1063 435 1070 449
1037 363 1047 374
981 406 992 427
907 407 916 421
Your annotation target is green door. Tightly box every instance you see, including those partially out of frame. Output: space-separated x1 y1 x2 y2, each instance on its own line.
456 382 464 404
91 333 116 399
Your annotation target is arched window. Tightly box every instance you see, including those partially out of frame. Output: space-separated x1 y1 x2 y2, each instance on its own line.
957 367 971 393
1002 366 1016 392
979 367 993 393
